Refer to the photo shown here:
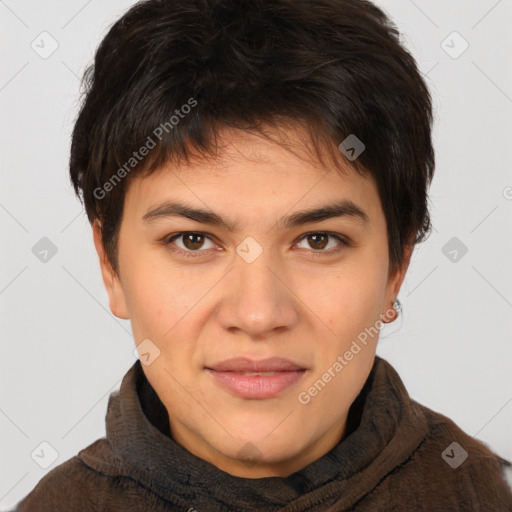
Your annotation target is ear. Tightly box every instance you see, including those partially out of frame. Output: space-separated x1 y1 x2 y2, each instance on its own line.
386 243 413 305
92 221 130 320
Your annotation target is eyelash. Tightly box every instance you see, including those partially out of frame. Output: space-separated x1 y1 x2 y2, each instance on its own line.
163 231 350 259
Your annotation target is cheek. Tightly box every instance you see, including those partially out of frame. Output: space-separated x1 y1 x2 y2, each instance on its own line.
306 264 387 362
297 272 382 414
120 252 204 341
313 263 385 322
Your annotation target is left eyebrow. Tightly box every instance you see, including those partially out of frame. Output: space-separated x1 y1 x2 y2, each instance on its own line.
279 199 370 229
142 199 370 231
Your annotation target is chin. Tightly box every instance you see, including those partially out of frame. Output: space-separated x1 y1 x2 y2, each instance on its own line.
222 433 303 465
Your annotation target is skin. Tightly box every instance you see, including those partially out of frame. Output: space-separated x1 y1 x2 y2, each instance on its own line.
93 125 412 478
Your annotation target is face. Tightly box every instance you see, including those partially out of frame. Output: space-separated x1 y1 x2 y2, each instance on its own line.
94 125 410 478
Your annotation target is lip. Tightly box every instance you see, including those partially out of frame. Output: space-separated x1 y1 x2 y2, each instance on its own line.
205 357 307 399
206 357 306 373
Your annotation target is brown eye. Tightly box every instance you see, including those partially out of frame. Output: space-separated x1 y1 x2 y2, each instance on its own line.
167 232 216 253
296 232 348 253
307 233 328 250
182 233 205 250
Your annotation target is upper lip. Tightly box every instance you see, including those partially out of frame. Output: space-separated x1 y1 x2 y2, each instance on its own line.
206 357 306 372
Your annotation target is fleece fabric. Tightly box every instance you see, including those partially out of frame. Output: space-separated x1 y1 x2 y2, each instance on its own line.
14 356 512 511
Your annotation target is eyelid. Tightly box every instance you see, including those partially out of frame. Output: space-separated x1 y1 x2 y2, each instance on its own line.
165 231 219 253
297 231 348 245
163 231 349 258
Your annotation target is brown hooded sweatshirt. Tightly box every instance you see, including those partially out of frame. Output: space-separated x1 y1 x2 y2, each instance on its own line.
13 356 512 511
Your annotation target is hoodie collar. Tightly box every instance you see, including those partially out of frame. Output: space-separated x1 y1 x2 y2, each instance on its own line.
80 356 428 511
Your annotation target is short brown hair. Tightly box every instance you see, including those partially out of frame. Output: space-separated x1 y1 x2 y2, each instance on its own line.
70 0 435 275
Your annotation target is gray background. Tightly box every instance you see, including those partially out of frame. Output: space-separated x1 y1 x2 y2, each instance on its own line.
1 0 511 508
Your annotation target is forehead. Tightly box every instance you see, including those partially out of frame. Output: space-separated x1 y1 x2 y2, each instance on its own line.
124 125 383 227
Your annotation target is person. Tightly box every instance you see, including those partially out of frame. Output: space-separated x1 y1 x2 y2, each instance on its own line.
14 0 512 510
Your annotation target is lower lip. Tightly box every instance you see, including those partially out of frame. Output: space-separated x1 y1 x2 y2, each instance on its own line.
206 369 306 399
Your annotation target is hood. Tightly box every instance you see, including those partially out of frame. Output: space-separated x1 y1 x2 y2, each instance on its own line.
78 355 429 511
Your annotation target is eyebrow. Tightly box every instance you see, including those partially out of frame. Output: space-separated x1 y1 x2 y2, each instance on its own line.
142 199 370 231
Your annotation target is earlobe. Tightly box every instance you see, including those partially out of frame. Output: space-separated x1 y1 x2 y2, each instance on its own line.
382 244 413 323
92 221 130 320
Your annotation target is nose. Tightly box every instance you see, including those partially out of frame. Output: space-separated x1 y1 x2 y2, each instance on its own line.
216 252 299 338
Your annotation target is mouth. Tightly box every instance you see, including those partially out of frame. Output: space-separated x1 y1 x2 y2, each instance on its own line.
232 371 280 376
205 357 307 399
